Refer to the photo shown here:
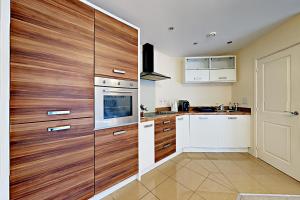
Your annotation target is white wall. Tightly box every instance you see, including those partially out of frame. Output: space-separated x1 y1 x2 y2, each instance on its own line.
140 50 233 110
0 0 10 199
232 13 300 155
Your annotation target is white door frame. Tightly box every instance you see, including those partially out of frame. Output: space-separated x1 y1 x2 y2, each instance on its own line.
254 43 300 159
0 0 11 200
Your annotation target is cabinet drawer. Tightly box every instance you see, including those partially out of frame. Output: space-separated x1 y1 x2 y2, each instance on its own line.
155 116 176 127
95 123 138 193
95 11 138 80
155 138 176 162
10 1 95 124
210 69 236 82
10 118 94 200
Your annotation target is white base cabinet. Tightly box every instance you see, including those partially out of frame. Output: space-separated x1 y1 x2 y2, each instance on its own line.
139 121 155 175
189 115 250 148
176 115 189 152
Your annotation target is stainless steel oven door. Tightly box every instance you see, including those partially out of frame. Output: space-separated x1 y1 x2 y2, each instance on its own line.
95 86 138 130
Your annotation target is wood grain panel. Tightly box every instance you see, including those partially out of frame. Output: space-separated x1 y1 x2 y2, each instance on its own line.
10 0 94 124
10 118 94 200
155 138 176 162
154 116 176 126
95 123 138 193
95 10 138 80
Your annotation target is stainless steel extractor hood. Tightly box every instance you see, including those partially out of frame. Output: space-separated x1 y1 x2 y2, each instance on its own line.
140 43 171 81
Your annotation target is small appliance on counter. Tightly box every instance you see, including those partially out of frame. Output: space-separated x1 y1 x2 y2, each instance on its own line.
178 100 190 112
196 106 217 112
171 100 178 112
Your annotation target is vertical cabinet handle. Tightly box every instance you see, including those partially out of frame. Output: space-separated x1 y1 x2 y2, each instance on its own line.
144 124 153 128
113 130 127 136
47 110 71 116
163 120 171 124
47 125 71 132
113 69 126 74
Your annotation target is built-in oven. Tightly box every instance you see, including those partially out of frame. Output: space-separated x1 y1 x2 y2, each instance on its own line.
94 77 138 130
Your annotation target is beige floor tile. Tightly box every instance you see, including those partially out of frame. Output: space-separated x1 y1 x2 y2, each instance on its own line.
171 154 192 166
253 174 300 195
207 173 236 191
194 159 220 173
111 180 149 200
223 153 250 160
205 153 227 160
197 178 235 193
141 169 168 191
156 160 183 176
185 160 210 177
140 193 159 200
171 167 206 191
289 197 300 200
186 152 208 160
233 160 270 175
101 195 114 200
213 160 245 175
196 191 238 200
151 178 193 200
189 193 206 200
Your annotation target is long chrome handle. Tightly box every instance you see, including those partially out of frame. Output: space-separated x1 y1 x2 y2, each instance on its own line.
163 128 171 132
144 124 153 128
228 117 238 120
284 111 299 116
47 125 71 132
218 76 227 80
113 130 127 136
177 117 184 120
163 143 171 149
199 117 208 120
102 89 133 94
113 69 126 74
163 120 171 124
47 110 71 116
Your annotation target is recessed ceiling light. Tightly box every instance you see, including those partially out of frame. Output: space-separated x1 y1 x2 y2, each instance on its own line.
207 32 217 38
168 26 175 31
227 41 233 44
193 42 198 45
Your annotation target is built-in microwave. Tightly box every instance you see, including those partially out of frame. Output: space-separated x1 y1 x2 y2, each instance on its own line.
94 77 138 130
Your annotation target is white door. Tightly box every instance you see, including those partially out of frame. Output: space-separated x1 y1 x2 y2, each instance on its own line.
257 44 300 181
176 115 189 152
139 121 155 175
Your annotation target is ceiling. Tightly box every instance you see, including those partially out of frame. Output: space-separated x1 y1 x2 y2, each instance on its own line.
88 0 300 57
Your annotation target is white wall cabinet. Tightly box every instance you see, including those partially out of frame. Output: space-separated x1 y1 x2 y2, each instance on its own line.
176 115 189 152
139 121 155 175
184 56 236 83
189 115 250 148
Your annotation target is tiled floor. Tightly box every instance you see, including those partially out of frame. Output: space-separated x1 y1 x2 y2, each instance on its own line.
103 153 300 200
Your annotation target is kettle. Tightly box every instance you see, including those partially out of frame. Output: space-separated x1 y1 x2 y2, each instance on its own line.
171 100 178 112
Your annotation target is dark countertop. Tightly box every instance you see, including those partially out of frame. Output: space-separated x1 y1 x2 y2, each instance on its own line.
140 110 251 122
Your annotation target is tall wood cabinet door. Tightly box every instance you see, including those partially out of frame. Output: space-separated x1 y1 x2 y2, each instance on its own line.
10 118 95 200
95 123 138 193
10 0 95 124
95 10 138 80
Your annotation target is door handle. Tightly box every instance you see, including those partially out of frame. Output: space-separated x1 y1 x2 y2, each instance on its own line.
47 125 71 132
284 111 299 116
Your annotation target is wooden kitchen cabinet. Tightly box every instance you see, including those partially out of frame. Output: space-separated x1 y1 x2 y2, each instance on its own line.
10 0 95 124
155 116 176 162
95 123 138 193
10 118 95 200
95 10 138 80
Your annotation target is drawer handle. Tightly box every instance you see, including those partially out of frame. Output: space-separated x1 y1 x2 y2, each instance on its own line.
163 143 171 149
199 117 208 120
113 69 126 74
163 128 171 132
218 76 227 80
144 124 153 128
113 130 127 136
228 117 238 120
47 125 71 132
163 120 171 124
47 110 71 116
177 117 184 120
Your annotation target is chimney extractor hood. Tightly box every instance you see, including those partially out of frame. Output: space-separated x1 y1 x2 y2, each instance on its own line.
140 43 171 81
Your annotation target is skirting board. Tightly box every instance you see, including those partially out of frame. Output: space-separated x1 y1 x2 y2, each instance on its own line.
183 147 249 153
237 193 300 200
90 175 138 200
